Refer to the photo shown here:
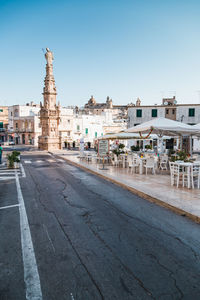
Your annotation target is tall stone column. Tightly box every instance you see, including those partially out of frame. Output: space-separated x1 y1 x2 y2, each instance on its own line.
38 48 61 150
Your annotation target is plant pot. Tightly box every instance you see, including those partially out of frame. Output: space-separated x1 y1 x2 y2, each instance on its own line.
14 162 20 169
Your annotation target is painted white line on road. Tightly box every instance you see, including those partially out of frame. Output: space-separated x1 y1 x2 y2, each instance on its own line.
43 224 55 253
24 160 32 164
0 204 20 210
35 160 43 163
56 159 65 162
0 172 20 175
47 159 56 163
15 172 42 300
70 293 75 300
20 163 26 178
0 176 15 181
0 169 19 172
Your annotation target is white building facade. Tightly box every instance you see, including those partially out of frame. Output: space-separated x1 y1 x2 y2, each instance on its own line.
59 107 74 148
128 104 200 128
128 97 200 152
8 103 41 146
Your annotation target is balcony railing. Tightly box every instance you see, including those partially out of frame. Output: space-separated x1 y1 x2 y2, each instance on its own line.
14 128 34 133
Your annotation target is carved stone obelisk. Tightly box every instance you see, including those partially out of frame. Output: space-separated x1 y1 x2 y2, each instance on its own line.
38 48 61 150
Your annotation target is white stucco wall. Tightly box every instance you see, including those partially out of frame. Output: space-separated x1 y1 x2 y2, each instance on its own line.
128 105 200 128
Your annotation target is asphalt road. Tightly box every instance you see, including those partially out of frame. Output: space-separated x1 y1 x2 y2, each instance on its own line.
1 152 200 300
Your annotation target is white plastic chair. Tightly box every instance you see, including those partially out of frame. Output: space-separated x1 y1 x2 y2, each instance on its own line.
132 157 140 173
127 155 134 173
182 164 191 189
169 162 180 187
144 158 155 175
169 162 190 188
113 154 122 167
159 155 168 170
191 164 200 189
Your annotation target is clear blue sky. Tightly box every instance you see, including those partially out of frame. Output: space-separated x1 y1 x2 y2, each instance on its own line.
1 0 200 107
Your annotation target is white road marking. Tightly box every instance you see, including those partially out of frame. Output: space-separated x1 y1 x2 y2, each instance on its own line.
15 172 42 300
0 172 19 175
0 204 20 210
56 159 65 162
47 159 56 163
0 176 16 181
43 224 55 253
35 160 43 163
0 169 18 172
24 160 32 164
20 163 26 178
70 293 75 300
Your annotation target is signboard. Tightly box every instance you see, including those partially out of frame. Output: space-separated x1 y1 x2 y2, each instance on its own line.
98 140 109 157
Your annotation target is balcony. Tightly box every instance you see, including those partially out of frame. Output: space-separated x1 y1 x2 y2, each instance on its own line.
15 128 34 133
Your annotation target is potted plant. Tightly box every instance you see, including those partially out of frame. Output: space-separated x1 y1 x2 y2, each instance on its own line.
169 150 191 162
7 151 20 168
112 143 125 157
145 144 152 150
7 154 15 168
131 145 140 152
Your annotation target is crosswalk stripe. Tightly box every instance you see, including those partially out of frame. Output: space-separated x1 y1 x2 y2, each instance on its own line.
0 165 22 181
24 160 32 164
35 159 56 163
0 176 16 180
47 159 56 163
0 171 20 175
56 159 65 162
0 204 20 210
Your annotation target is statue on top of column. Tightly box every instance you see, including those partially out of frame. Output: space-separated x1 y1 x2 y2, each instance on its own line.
45 48 54 66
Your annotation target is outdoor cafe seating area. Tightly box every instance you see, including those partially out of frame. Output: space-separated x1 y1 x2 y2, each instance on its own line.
78 117 200 190
79 150 200 189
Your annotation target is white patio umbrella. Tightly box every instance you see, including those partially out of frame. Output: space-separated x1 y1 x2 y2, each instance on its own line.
125 117 200 154
125 117 199 136
98 132 146 140
193 123 200 136
98 131 171 140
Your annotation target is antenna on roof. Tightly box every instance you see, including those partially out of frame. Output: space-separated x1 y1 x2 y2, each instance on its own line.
169 91 176 97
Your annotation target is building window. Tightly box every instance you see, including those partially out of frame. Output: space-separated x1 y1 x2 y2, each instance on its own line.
0 122 3 128
14 109 18 117
166 109 169 114
68 120 70 124
189 108 195 117
172 109 175 115
95 132 97 138
11 112 13 116
77 125 80 131
15 122 18 129
136 109 142 118
85 128 88 134
152 109 157 118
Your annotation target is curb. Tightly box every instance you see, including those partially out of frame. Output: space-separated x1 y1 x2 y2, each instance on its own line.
50 152 200 224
